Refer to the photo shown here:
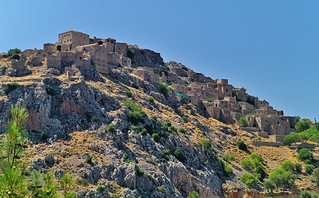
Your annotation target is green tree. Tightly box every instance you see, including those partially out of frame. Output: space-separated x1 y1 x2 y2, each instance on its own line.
281 161 295 172
295 119 311 132
305 165 315 174
283 132 300 145
240 159 254 171
268 169 296 189
298 148 313 164
0 106 29 197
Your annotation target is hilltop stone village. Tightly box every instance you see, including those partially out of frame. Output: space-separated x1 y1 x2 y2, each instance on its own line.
0 30 297 144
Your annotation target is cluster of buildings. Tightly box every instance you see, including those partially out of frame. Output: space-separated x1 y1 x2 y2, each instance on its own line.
0 31 297 142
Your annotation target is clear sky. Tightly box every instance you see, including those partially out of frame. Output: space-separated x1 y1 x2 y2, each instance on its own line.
0 0 318 120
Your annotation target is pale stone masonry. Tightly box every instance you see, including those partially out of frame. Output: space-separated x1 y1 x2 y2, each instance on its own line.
3 30 296 142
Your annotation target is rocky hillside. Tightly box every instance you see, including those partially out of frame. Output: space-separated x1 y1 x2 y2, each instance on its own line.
0 34 317 198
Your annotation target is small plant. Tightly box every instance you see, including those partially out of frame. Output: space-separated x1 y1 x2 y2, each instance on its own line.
111 194 120 198
174 149 186 162
76 178 89 186
211 147 217 154
295 163 302 173
201 131 206 135
237 140 247 151
158 82 171 96
85 154 93 164
96 185 106 192
198 140 211 149
168 126 177 133
147 96 155 103
40 131 49 141
152 133 160 142
178 128 186 134
107 123 116 133
239 117 248 127
187 191 200 198
3 83 19 95
182 116 188 123
305 164 315 174
90 116 99 122
250 153 264 163
7 48 21 56
300 191 319 198
221 160 233 177
157 185 166 193
205 98 213 102
46 85 57 96
314 168 319 186
140 128 148 135
240 173 258 188
125 89 133 97
240 159 254 171
135 165 144 176
222 154 235 163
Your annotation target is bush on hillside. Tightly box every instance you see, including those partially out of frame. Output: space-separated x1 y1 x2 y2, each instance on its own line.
239 117 248 127
158 82 170 96
295 119 311 132
297 148 313 164
237 140 247 151
240 173 258 188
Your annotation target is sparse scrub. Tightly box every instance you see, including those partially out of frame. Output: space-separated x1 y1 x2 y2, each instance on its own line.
7 48 21 56
158 82 171 96
198 140 212 149
222 154 235 163
205 98 213 102
305 164 315 174
3 83 19 95
152 133 160 142
182 116 188 123
107 123 116 133
76 178 89 186
147 96 155 103
240 173 258 188
263 180 276 193
187 191 200 198
46 84 57 95
239 117 248 127
125 89 133 97
174 149 186 162
157 185 166 193
240 159 254 171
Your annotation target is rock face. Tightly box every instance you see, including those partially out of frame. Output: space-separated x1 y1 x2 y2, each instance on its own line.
129 47 164 68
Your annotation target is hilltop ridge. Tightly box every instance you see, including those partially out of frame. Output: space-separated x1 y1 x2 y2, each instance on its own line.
0 31 309 198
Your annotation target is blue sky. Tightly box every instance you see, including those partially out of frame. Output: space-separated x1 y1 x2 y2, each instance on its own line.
0 0 318 120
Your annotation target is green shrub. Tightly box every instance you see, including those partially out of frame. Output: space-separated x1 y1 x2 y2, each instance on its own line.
255 166 266 181
237 140 247 151
40 131 49 140
90 116 99 122
163 149 170 155
107 123 116 133
76 178 89 186
182 116 188 123
130 125 143 132
125 89 133 97
140 128 148 136
161 121 171 131
268 168 296 189
3 83 19 95
135 165 144 176
240 159 254 171
96 185 106 192
220 160 233 177
158 66 169 77
295 163 302 173
263 180 276 193
205 98 213 102
240 173 258 188
46 85 57 96
127 111 146 124
168 126 177 133
157 185 166 193
122 100 142 111
158 82 170 96
201 131 206 135
174 149 186 162
298 148 313 164
85 154 93 164
152 133 160 142
239 117 248 127
299 190 319 198
178 128 186 134
250 153 264 163
283 132 300 145
313 168 319 186
281 161 296 172
147 96 155 103
7 48 21 56
211 147 217 154
187 191 200 198
198 140 211 149
295 119 311 132
305 164 315 174
131 81 139 89
222 154 235 163
111 194 120 198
